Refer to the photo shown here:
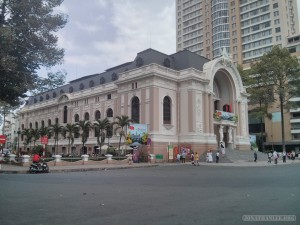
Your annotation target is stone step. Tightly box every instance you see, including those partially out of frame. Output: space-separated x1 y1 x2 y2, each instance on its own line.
199 149 268 163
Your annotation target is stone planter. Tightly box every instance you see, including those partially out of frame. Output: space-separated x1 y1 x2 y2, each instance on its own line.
21 155 30 166
22 155 30 163
150 154 156 163
81 154 89 162
54 155 62 162
105 154 113 160
9 154 16 162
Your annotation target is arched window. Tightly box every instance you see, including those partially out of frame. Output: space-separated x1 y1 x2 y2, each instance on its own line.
22 124 25 130
63 106 68 123
131 96 140 123
55 118 59 124
29 123 32 129
107 108 113 118
35 121 38 129
41 120 45 128
74 114 79 122
163 96 171 124
48 119 51 126
84 112 89 121
95 110 101 120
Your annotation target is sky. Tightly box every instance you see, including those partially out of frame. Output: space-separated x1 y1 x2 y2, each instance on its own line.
41 0 300 83
41 0 176 82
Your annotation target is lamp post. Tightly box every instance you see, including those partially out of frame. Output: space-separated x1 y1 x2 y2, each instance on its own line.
17 128 21 159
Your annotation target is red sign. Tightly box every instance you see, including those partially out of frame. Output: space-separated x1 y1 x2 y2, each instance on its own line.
0 135 6 144
40 136 48 144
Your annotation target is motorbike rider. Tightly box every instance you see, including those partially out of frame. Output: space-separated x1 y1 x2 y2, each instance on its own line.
32 153 41 163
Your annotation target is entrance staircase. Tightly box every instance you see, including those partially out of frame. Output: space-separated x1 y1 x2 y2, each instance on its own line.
199 148 268 163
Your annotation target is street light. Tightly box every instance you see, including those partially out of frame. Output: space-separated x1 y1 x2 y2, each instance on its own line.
17 128 21 159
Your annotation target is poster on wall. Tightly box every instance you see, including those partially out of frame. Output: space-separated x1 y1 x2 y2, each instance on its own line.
168 145 173 160
180 144 191 155
127 124 148 145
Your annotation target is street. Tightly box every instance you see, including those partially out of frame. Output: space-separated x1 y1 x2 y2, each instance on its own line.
0 164 299 225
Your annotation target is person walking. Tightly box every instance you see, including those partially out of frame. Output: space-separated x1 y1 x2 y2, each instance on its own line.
282 150 286 163
267 152 272 163
176 153 181 163
194 152 200 166
191 152 195 165
216 150 220 163
208 148 213 163
273 150 278 164
220 141 226 157
254 151 257 162
182 151 186 163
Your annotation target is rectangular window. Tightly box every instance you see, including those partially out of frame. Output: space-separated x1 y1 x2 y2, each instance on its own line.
275 27 281 33
107 94 111 100
273 3 278 8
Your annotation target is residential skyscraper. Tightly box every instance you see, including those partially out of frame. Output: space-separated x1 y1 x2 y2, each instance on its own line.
176 0 299 66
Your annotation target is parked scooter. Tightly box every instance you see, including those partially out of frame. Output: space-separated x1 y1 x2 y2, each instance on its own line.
29 160 49 173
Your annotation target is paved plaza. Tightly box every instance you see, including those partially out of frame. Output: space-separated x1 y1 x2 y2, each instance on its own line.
0 162 299 225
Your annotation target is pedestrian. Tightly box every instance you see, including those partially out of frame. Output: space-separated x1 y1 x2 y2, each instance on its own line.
208 148 213 163
176 153 181 163
273 150 278 164
254 151 257 162
191 152 195 165
216 150 220 163
282 150 286 163
182 151 186 163
267 152 272 163
220 141 226 157
194 152 200 166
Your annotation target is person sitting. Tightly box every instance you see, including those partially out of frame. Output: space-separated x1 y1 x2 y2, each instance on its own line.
32 153 41 163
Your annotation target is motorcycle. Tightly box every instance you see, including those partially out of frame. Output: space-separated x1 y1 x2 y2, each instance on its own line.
29 160 49 173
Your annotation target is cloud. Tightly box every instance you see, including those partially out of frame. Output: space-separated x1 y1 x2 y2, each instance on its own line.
40 0 176 82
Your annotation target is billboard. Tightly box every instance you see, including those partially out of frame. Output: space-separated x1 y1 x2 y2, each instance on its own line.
127 124 148 144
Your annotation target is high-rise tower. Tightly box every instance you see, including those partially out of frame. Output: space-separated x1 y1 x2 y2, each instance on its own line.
176 0 299 66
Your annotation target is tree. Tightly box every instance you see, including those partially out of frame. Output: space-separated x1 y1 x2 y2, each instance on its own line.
0 0 68 106
113 115 133 158
250 46 300 151
22 128 33 153
48 122 64 155
238 65 273 151
62 123 78 155
31 128 40 147
31 70 67 95
94 118 110 156
76 120 92 155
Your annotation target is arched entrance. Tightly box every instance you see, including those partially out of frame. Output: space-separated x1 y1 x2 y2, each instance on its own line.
212 68 237 150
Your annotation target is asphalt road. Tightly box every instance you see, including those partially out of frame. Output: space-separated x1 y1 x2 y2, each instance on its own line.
0 164 299 225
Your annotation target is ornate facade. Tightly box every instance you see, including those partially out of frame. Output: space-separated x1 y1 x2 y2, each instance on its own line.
18 49 250 159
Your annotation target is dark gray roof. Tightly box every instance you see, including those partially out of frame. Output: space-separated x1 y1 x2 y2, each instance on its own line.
26 48 210 106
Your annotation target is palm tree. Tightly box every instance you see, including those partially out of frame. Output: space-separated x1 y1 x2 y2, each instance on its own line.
113 115 133 158
22 128 33 153
63 123 78 155
93 118 110 156
31 128 40 147
48 122 64 155
76 120 92 155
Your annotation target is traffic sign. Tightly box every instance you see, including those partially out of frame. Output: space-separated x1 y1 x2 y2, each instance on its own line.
40 136 48 144
0 135 6 144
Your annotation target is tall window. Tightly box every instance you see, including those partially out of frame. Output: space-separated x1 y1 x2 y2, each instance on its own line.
41 120 44 128
35 122 38 129
74 114 79 122
48 119 51 126
95 110 101 120
63 106 68 123
107 108 113 117
131 96 140 123
55 118 59 124
84 112 89 121
163 96 171 124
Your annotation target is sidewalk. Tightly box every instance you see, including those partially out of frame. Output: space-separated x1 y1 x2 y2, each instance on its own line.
1 159 299 174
